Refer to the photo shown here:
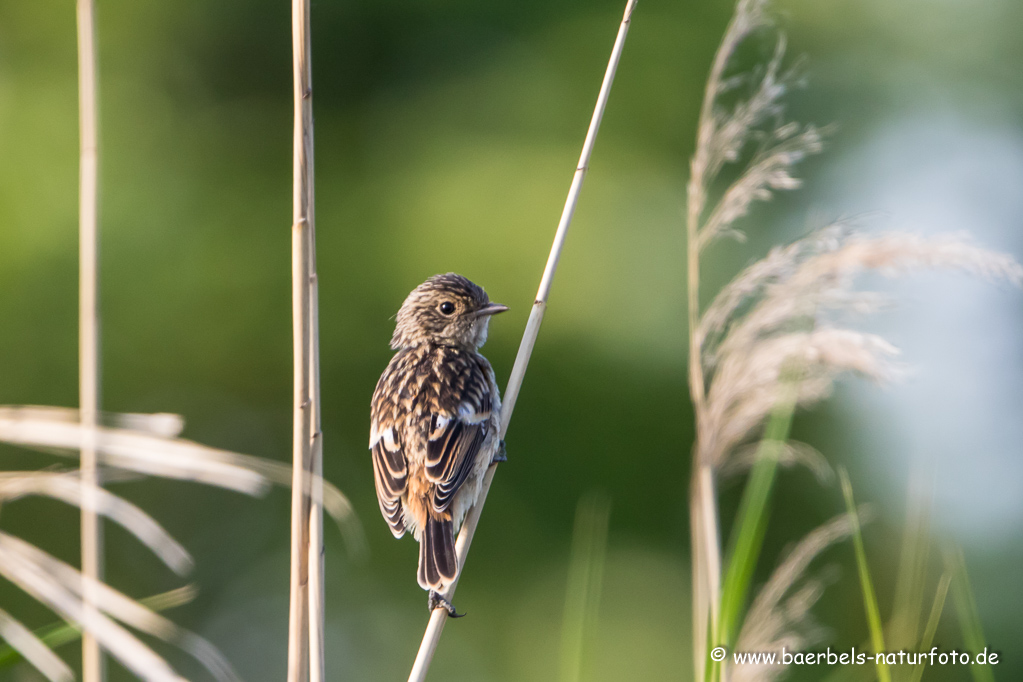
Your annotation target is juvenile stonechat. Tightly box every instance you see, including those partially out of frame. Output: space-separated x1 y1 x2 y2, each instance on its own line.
370 273 507 616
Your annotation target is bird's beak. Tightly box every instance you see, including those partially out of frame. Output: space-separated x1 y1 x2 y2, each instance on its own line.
476 302 509 317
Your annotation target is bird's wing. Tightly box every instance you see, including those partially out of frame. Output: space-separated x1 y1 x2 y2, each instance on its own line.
370 356 410 538
371 425 407 537
425 354 494 514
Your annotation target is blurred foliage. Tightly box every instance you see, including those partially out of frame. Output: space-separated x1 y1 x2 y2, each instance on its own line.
0 0 1020 680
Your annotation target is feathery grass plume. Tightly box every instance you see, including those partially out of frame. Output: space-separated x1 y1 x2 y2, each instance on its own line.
719 440 832 484
694 226 1020 682
700 227 1022 474
685 2 825 669
731 512 860 682
686 1 1023 678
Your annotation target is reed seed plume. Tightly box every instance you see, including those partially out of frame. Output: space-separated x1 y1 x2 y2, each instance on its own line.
686 1 1023 679
720 440 831 484
731 511 864 682
685 2 825 667
697 227 1023 472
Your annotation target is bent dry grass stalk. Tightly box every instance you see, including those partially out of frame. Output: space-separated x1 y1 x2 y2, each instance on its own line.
0 406 361 681
406 2 638 679
0 587 197 672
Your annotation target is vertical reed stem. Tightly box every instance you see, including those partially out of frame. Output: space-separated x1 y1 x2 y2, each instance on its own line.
287 0 321 680
76 2 103 681
406 3 638 680
686 9 742 678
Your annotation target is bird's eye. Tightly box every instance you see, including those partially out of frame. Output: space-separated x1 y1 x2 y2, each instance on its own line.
439 301 455 315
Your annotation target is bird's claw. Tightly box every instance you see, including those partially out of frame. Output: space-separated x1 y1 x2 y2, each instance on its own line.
492 439 507 463
428 590 465 618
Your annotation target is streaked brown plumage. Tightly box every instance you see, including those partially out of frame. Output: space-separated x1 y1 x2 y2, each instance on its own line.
370 273 506 613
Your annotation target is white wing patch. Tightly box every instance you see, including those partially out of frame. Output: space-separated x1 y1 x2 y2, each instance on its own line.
458 402 489 424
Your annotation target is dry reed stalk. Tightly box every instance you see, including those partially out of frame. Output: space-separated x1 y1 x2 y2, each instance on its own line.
287 0 322 680
76 1 103 680
687 1 785 670
0 607 74 682
405 3 638 680
0 406 362 545
0 532 240 682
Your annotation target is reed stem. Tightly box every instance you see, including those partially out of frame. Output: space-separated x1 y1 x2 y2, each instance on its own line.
406 2 638 680
287 0 322 680
76 1 103 680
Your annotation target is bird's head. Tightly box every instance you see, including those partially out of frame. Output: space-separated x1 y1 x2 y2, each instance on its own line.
391 273 508 350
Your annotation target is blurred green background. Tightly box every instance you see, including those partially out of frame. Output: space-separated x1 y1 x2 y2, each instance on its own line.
0 0 1021 680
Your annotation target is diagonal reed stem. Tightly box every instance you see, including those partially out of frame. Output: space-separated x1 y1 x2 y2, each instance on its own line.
406 2 638 680
76 1 103 681
287 0 322 681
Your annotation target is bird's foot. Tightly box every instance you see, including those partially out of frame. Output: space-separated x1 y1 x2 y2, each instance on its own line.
492 440 507 463
428 590 465 618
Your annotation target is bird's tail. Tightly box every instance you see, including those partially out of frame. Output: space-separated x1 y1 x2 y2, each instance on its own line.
418 516 458 591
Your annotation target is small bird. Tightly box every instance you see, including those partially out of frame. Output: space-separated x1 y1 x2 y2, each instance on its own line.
370 273 507 616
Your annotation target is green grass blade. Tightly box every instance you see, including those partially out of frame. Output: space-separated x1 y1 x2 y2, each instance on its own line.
559 491 611 682
908 571 951 682
890 474 932 656
718 388 797 644
839 468 891 682
0 586 196 670
711 383 798 682
945 545 996 682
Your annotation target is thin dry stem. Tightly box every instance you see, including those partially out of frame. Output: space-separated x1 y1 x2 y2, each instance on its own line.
287 0 321 680
76 1 103 680
407 2 638 679
687 1 783 670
